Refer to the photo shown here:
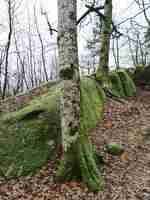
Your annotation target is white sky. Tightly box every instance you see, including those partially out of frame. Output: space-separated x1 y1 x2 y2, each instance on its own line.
0 0 141 42
0 0 148 67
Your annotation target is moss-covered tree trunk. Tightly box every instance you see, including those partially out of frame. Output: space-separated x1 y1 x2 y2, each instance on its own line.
96 0 112 86
57 0 103 191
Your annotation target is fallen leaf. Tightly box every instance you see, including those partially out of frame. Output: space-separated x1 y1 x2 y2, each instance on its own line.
120 152 129 162
103 120 113 129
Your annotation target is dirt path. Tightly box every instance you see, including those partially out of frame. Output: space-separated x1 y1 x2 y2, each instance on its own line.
0 89 150 200
91 89 150 200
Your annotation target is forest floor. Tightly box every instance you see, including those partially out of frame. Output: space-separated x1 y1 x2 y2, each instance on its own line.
0 87 150 200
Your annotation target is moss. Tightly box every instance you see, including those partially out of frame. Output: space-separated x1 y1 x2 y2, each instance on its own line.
0 84 61 178
109 71 125 98
57 78 105 191
80 78 105 131
79 78 105 191
78 136 104 191
2 84 61 123
0 78 105 191
56 143 81 182
117 70 136 97
96 68 111 88
92 144 104 165
125 68 136 80
0 78 105 182
106 143 124 155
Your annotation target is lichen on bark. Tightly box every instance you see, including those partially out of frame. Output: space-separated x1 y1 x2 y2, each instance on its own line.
56 78 105 191
57 0 104 191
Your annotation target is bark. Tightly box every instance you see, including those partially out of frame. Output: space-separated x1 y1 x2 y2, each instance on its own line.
2 0 12 99
34 7 49 82
14 32 29 90
96 0 112 86
56 0 103 191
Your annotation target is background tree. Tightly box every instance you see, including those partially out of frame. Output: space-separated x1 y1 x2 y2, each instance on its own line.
2 0 16 98
96 0 112 83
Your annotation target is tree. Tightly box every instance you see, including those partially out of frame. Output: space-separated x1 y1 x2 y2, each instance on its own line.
112 36 120 69
34 6 49 82
2 0 13 99
0 48 6 96
96 0 112 85
13 31 29 90
56 0 103 191
126 23 147 66
2 0 23 98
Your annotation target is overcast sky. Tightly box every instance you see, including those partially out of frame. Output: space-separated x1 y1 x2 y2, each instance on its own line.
0 0 140 30
0 0 148 67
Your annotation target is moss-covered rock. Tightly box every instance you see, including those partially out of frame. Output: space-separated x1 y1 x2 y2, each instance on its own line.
79 78 105 191
0 84 61 179
109 72 125 98
125 68 136 80
96 69 112 89
0 78 105 181
117 70 136 97
106 143 124 155
80 78 105 131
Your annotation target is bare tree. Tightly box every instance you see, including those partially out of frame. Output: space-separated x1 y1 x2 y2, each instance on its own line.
13 31 29 90
112 36 120 69
2 0 13 98
96 0 112 86
34 6 49 82
2 0 23 98
126 20 147 66
0 48 6 96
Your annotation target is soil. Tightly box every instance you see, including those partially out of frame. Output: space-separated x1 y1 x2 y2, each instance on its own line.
0 88 150 200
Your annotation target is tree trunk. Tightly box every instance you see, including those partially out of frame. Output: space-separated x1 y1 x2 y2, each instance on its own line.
57 0 103 191
2 0 12 99
96 0 112 86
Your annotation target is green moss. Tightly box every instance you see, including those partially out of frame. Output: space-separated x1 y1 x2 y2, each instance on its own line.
0 78 105 182
117 70 136 97
0 84 61 178
78 136 104 191
109 71 125 98
79 78 105 191
80 78 105 132
92 144 104 165
106 143 124 155
2 84 61 123
0 78 105 191
56 143 81 182
125 68 136 80
96 69 111 88
56 78 105 191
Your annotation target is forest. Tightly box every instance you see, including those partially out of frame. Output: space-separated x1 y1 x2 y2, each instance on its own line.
0 0 150 199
